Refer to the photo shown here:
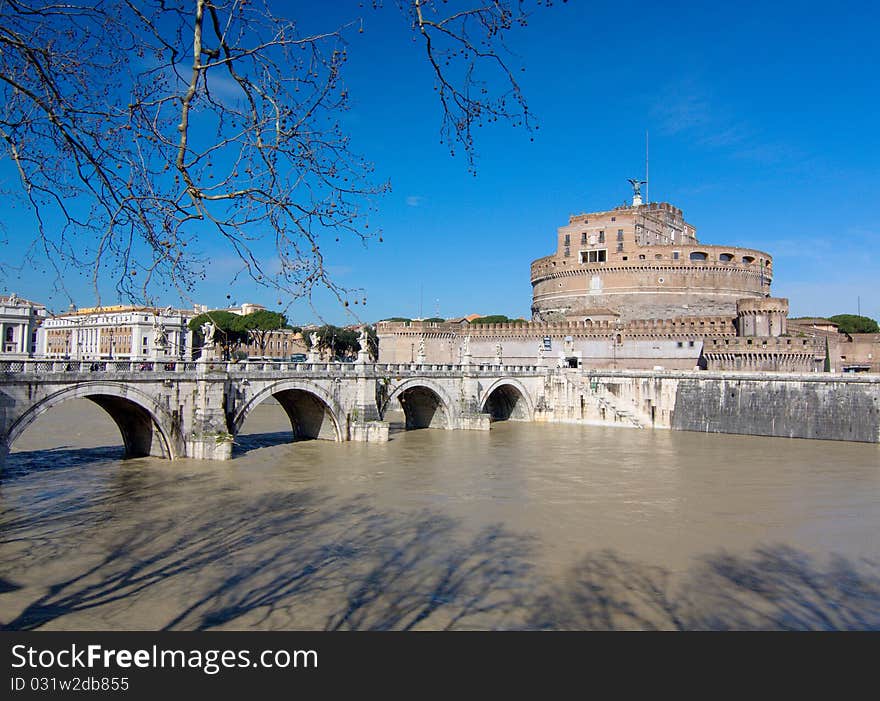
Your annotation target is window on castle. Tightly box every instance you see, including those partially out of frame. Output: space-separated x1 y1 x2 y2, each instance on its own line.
673 251 680 260
719 253 734 262
581 233 587 244
638 254 646 260
580 249 607 263
611 217 616 222
689 251 708 261
617 229 624 241
564 247 570 257
598 231 605 243
564 234 570 246
617 243 624 252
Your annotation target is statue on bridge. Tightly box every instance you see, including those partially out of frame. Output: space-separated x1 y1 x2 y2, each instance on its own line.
200 321 216 345
153 320 168 350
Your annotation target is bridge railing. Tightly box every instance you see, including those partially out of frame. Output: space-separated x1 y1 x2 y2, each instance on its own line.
0 358 546 376
0 359 203 375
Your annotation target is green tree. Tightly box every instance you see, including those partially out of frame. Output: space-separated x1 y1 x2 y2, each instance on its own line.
828 315 879 334
188 310 248 360
236 310 289 356
304 324 371 359
469 315 523 325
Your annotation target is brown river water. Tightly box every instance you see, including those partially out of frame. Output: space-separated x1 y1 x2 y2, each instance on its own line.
2 399 879 630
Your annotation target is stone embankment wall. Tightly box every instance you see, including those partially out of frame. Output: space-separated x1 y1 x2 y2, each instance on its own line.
543 370 880 443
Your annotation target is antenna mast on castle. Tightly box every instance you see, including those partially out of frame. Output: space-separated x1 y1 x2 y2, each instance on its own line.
645 130 649 204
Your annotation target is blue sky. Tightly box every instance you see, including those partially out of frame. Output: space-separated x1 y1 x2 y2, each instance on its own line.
2 1 878 325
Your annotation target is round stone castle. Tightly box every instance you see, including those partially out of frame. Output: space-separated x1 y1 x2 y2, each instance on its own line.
530 197 774 322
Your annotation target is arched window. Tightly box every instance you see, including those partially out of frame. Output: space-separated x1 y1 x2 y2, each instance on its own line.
719 253 734 262
5 327 13 343
689 251 708 261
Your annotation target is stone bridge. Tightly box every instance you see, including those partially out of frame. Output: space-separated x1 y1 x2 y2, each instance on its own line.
0 358 549 467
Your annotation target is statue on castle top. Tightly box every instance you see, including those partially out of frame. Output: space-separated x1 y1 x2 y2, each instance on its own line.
627 177 646 198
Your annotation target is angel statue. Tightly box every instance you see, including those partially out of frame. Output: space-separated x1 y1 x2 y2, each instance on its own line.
200 321 216 345
627 177 646 198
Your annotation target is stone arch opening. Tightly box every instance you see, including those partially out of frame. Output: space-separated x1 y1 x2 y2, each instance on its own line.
481 383 531 422
390 385 450 430
5 387 174 462
272 389 340 441
233 383 343 448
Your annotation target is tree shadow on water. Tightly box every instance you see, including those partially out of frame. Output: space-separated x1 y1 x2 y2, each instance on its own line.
3 480 879 630
528 547 880 630
0 487 536 631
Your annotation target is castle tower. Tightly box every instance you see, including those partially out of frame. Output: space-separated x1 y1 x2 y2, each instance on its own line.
736 297 789 337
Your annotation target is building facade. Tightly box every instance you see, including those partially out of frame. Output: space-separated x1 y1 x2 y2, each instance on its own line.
38 306 196 360
0 293 46 357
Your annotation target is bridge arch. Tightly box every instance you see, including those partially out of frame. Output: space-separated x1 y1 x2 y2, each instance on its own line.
383 377 455 430
4 382 177 460
232 380 344 442
479 378 535 422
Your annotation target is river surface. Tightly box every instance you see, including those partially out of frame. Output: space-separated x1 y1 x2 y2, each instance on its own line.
2 399 879 630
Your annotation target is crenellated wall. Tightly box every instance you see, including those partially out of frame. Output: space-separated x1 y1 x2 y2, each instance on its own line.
377 317 736 367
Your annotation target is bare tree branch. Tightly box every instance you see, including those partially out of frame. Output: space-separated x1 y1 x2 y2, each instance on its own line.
0 1 544 308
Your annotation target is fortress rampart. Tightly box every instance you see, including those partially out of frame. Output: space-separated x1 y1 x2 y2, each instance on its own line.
531 244 773 322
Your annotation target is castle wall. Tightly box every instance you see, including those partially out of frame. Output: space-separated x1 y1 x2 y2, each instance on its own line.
376 318 736 369
531 251 772 321
539 370 880 443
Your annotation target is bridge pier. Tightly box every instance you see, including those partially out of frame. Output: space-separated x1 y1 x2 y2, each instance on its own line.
187 372 234 460
348 363 390 442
